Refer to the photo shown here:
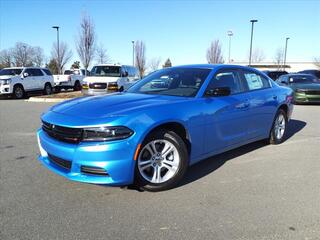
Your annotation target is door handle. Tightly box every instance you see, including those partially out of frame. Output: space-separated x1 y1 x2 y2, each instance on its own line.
235 102 250 109
273 95 278 100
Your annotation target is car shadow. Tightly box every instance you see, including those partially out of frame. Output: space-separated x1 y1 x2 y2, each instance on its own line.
176 119 306 189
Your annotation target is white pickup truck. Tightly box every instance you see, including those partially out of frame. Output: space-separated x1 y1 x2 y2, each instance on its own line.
53 69 86 91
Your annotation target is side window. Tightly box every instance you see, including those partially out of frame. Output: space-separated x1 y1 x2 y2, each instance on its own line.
242 71 270 90
43 69 52 76
32 69 44 76
24 69 33 76
206 70 242 95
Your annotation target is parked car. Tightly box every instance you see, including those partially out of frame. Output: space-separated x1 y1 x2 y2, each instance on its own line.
37 64 293 191
276 73 320 103
298 69 320 79
53 69 85 91
0 67 54 99
81 64 140 95
262 70 288 80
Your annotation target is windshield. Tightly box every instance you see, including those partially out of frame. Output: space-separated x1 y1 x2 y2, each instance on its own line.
0 68 23 76
127 68 211 97
289 75 319 84
91 66 121 77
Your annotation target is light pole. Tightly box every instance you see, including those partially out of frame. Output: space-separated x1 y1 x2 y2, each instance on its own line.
283 37 290 71
52 26 60 74
132 40 135 66
249 19 258 66
227 30 233 63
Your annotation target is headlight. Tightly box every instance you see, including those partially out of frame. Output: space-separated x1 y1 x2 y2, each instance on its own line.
1 79 11 85
82 126 133 142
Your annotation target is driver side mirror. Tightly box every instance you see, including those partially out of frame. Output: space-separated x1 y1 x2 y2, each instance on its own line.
205 87 231 97
23 72 29 78
121 71 128 77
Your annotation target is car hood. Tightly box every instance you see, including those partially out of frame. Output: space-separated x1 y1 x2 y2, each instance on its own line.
50 92 187 119
291 83 320 90
0 75 15 79
83 76 120 83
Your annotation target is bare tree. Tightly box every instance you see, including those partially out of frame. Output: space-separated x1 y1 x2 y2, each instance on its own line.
206 39 224 64
95 43 111 64
135 40 146 77
251 48 265 63
314 57 320 68
274 47 284 70
148 57 161 71
51 41 73 73
76 14 96 75
0 49 13 68
11 42 34 67
32 46 45 67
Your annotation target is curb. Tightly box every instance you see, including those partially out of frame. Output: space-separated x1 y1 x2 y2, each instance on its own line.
26 97 71 103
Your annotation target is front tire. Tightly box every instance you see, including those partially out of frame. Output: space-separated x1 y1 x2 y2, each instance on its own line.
135 130 188 191
269 109 287 144
13 85 25 99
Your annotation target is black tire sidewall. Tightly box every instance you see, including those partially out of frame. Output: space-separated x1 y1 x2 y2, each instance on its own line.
270 109 288 144
44 83 52 95
135 130 188 191
13 85 24 99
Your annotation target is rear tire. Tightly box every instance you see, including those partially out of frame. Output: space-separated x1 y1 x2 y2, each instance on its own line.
43 83 52 95
13 85 25 99
269 109 287 144
73 81 81 91
135 130 188 192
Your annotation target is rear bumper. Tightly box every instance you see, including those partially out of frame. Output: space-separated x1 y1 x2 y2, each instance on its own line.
37 129 136 185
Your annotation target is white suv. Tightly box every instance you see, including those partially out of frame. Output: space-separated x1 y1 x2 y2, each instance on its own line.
0 67 54 99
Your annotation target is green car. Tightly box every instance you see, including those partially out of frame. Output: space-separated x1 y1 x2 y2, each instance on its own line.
276 73 320 104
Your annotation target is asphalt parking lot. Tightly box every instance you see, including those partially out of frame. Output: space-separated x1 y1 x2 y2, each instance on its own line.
0 99 319 240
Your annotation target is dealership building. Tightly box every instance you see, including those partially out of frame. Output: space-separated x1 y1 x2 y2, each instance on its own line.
232 62 319 73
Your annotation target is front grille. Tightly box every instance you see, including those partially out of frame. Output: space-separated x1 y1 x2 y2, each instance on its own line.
81 166 109 176
89 83 107 89
42 121 83 143
304 90 320 95
48 153 71 170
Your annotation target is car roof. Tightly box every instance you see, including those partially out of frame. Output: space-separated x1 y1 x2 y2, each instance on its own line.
170 64 258 71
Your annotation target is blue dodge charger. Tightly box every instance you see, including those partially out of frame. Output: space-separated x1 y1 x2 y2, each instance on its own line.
37 65 293 191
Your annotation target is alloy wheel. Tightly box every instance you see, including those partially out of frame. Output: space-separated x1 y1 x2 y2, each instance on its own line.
138 139 180 184
274 113 286 140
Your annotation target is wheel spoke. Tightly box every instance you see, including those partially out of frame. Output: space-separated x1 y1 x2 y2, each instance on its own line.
162 144 172 157
151 166 161 183
145 144 155 155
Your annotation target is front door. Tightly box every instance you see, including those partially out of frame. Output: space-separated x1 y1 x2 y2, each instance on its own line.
204 69 252 154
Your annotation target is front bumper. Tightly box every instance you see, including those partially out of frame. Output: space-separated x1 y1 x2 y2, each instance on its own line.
37 129 137 185
0 84 12 94
294 92 320 103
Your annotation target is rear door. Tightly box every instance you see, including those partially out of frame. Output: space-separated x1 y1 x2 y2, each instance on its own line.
204 68 252 153
240 69 278 139
32 68 45 89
